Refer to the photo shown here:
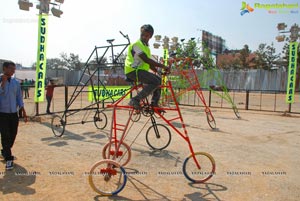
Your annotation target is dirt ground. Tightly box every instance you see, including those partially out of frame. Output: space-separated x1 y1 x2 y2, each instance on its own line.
1 103 300 201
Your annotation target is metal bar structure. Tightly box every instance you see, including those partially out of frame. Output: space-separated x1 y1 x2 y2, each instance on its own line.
88 72 216 195
198 66 241 118
50 32 130 137
162 57 217 129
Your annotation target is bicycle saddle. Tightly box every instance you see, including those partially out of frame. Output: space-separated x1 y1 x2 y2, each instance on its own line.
106 39 115 43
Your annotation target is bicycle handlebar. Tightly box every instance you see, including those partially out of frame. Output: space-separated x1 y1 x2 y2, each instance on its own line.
119 31 126 37
119 31 130 43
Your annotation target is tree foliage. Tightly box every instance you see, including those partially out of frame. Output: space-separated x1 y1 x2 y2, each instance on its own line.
60 52 83 70
199 43 215 68
31 57 65 70
239 45 252 68
31 52 83 70
175 39 216 68
254 43 280 70
176 39 200 59
174 38 284 71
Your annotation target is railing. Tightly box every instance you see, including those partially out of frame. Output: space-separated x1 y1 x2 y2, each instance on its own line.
174 88 300 114
23 86 300 116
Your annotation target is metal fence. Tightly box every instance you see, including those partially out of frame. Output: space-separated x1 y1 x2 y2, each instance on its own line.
23 87 300 117
197 68 288 91
21 68 299 116
46 68 290 91
176 89 299 114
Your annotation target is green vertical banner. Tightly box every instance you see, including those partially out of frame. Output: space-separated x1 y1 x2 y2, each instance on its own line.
286 42 298 103
163 48 169 66
35 14 48 102
162 48 169 93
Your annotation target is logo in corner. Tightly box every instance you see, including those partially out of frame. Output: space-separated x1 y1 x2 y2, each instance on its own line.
240 1 254 16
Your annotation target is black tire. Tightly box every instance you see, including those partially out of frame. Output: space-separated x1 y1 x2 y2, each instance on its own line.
205 108 216 129
51 115 66 137
233 106 241 119
94 111 108 129
146 124 171 150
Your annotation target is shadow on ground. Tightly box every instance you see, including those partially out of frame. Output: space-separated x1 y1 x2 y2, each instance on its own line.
93 173 173 201
92 174 227 201
185 182 228 201
39 121 109 146
0 163 36 195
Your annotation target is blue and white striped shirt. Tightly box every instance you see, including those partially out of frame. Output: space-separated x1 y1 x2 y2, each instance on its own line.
0 77 24 113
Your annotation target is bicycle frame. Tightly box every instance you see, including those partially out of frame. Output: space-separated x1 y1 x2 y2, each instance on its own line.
163 57 216 129
202 66 240 118
106 75 201 169
89 71 216 195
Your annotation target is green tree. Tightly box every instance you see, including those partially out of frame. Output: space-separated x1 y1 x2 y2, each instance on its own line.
239 44 252 69
232 57 243 70
199 43 215 68
88 56 108 71
176 39 200 59
60 52 83 70
31 58 65 70
47 58 66 69
254 44 267 69
254 43 280 70
265 43 280 70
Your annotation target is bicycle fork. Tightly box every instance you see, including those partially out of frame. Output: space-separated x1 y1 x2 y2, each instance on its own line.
150 115 161 139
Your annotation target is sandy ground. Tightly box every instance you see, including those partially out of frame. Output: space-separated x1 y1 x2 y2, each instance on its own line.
1 104 300 201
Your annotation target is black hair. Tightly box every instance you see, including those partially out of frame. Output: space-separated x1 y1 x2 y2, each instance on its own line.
141 24 154 36
3 61 16 69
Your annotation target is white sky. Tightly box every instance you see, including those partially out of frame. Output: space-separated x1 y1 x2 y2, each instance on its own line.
0 0 299 66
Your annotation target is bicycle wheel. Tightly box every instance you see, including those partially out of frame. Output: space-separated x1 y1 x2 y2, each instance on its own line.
146 124 171 150
51 115 66 137
233 105 241 119
183 152 216 183
94 111 108 129
88 159 127 196
129 110 141 122
205 109 216 129
102 141 131 167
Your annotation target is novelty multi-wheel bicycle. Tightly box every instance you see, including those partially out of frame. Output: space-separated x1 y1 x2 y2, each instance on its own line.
88 70 216 196
51 31 130 137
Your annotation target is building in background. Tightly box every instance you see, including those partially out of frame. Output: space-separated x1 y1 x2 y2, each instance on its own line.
216 50 257 69
202 30 226 55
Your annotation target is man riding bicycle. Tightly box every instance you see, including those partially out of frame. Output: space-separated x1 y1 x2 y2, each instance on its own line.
125 24 169 111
